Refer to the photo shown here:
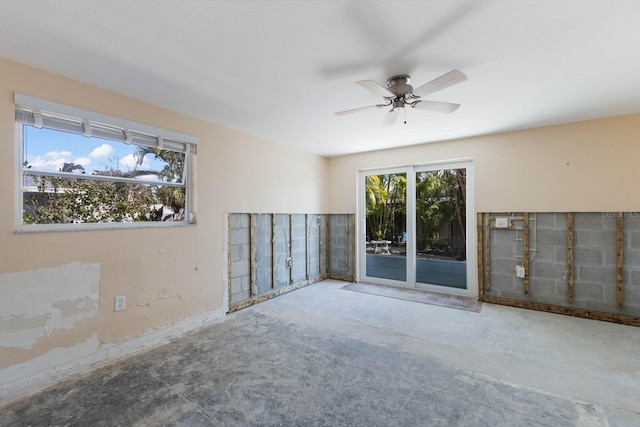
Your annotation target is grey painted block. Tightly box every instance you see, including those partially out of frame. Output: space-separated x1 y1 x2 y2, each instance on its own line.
230 228 250 245
576 230 616 248
530 279 558 298
573 282 604 302
491 244 515 260
629 231 640 250
488 274 516 292
573 247 604 266
574 213 604 230
630 270 640 287
577 266 616 284
530 261 567 281
230 244 249 263
491 259 518 276
230 259 250 279
492 229 517 245
535 229 567 247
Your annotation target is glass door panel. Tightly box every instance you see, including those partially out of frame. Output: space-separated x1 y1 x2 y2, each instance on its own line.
364 172 407 282
415 168 467 288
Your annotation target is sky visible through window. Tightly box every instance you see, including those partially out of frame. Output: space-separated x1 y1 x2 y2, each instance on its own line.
23 126 167 179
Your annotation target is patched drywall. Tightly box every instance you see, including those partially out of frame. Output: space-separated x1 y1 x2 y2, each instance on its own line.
0 262 100 349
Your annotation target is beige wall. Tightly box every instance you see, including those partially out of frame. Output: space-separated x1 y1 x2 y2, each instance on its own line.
328 114 640 214
0 58 329 373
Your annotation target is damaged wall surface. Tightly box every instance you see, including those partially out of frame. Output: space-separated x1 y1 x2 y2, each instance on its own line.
478 213 640 324
228 213 354 311
0 57 329 401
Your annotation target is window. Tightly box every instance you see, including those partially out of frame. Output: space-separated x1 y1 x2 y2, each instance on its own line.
15 94 197 230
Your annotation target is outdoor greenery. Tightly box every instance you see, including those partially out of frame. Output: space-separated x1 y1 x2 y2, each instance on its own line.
365 169 466 256
23 146 186 225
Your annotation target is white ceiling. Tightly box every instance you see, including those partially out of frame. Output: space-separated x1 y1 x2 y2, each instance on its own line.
1 1 639 157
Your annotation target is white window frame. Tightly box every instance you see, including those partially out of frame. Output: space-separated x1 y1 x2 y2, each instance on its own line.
15 94 198 232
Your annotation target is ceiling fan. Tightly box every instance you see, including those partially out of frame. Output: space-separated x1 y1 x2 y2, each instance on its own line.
335 69 467 126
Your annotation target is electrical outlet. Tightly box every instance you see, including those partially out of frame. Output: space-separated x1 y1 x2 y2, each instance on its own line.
286 257 293 268
114 295 126 311
495 217 510 228
515 265 526 278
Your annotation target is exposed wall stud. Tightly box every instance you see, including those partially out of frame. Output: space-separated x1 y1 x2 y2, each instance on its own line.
289 214 294 285
484 213 491 291
617 212 624 310
567 212 574 303
271 214 276 289
249 214 256 297
305 214 310 280
227 213 232 304
344 214 349 273
327 215 332 274
523 212 530 297
477 213 484 299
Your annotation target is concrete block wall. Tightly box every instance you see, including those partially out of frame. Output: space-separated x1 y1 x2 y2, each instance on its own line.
229 213 251 304
228 213 353 306
486 212 640 318
329 214 355 277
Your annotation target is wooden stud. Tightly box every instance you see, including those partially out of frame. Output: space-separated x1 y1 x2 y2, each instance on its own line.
484 212 491 291
344 214 349 273
567 212 574 303
477 213 484 299
617 212 624 310
523 212 530 297
227 213 232 304
481 295 640 327
352 213 357 279
271 214 276 289
249 214 256 297
289 214 294 285
305 214 310 280
327 215 332 274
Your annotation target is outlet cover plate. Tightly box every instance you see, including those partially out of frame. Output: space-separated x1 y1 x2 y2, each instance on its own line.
114 295 126 311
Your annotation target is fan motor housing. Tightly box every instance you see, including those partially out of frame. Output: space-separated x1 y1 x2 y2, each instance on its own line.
386 75 413 96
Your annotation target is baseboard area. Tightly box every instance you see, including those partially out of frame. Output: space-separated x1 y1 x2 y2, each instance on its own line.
0 306 227 404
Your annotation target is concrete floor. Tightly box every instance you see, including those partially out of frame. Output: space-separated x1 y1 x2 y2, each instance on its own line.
1 280 639 426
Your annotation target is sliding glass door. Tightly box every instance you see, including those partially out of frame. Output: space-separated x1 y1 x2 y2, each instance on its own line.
359 161 474 296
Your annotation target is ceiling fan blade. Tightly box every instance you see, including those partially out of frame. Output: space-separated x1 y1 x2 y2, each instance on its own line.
356 80 395 98
413 100 461 113
412 69 467 97
335 104 385 116
381 108 401 127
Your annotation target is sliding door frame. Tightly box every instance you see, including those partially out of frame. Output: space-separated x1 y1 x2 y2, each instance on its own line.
357 159 476 298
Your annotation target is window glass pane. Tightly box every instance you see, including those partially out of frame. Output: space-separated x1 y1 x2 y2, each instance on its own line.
23 126 184 183
23 175 186 224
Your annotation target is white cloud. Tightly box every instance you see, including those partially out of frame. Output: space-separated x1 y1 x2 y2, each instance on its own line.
120 152 154 171
29 150 71 169
74 157 92 168
89 144 114 159
45 150 71 158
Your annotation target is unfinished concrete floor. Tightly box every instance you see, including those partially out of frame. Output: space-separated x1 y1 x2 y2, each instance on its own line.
1 280 639 426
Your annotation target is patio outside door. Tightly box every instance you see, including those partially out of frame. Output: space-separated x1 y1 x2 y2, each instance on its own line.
359 161 475 297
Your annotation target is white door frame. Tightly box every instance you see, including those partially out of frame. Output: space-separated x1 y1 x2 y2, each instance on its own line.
357 159 476 298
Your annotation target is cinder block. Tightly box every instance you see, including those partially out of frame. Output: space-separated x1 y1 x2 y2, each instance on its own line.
578 266 616 284
624 288 640 306
583 300 618 313
530 279 558 298
498 289 527 299
573 247 604 266
230 259 250 278
602 248 618 267
629 270 640 287
573 281 604 302
628 232 640 250
230 228 250 245
576 230 616 248
492 229 517 244
622 214 640 229
491 259 518 276
535 213 560 229
537 294 570 307
231 277 242 294
491 244 515 260
574 213 605 230
230 244 249 262
229 213 250 228
622 249 640 268
529 246 556 262
489 274 516 291
536 229 567 247
530 261 567 280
